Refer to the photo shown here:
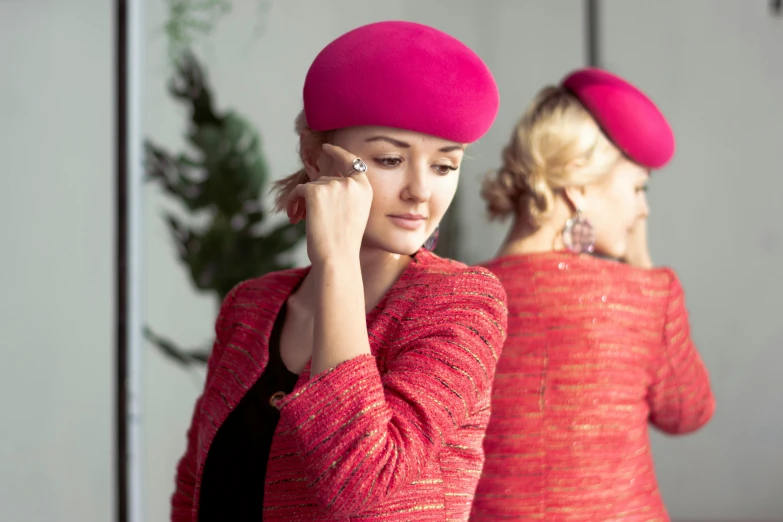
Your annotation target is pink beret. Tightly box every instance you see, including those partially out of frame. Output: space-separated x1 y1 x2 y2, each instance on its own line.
303 21 499 144
561 67 675 169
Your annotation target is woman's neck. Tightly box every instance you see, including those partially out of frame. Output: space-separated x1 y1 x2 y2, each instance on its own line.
357 248 412 311
498 216 565 258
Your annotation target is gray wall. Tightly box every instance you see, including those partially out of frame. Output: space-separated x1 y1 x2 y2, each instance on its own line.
0 1 114 521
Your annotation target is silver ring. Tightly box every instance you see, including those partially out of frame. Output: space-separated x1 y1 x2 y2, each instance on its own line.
348 158 367 175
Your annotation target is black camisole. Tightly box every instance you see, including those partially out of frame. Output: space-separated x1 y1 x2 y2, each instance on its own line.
198 303 298 521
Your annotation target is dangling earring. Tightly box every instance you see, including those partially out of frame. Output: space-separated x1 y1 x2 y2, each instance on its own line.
424 225 440 251
562 209 595 254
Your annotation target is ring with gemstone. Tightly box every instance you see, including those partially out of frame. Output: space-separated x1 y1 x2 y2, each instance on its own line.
348 158 367 175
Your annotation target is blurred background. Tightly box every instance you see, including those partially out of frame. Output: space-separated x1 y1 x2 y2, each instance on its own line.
1 1 782 521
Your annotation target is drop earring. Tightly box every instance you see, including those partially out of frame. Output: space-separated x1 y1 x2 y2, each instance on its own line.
424 225 440 251
562 209 595 253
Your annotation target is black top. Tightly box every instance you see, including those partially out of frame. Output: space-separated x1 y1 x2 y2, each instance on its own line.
198 304 299 521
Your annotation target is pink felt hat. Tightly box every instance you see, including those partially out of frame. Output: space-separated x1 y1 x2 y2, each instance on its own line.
303 21 499 144
561 67 675 169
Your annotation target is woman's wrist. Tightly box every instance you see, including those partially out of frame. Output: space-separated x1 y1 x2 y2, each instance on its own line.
311 255 362 280
309 256 368 375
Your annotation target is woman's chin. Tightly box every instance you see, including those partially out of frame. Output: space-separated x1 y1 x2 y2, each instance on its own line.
363 233 425 256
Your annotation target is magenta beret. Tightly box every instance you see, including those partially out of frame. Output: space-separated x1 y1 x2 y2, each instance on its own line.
561 67 675 169
303 21 499 144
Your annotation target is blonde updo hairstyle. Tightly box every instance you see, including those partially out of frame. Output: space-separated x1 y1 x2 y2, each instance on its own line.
272 110 334 212
482 86 623 228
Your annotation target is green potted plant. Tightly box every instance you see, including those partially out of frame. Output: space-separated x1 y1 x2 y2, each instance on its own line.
143 51 305 366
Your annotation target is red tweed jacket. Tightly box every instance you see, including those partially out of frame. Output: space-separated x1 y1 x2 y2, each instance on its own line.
470 252 715 522
170 249 508 521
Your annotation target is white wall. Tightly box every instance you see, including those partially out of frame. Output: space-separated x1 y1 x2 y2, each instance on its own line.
0 1 114 521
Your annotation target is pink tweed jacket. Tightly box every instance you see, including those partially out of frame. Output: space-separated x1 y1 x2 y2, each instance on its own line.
470 252 716 521
170 249 508 521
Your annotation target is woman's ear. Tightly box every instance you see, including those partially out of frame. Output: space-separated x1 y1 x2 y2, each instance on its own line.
560 157 591 212
300 131 321 181
563 185 588 212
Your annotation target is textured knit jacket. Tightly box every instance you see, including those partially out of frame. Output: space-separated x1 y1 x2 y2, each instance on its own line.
171 249 508 521
470 252 715 522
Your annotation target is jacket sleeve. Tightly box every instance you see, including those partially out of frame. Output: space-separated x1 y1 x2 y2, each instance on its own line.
647 269 715 434
278 268 508 515
170 283 244 521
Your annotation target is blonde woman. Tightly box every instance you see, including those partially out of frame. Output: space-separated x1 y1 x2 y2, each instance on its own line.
171 21 508 522
470 68 715 521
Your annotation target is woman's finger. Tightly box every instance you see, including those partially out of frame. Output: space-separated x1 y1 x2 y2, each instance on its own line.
285 183 311 224
322 143 366 176
309 176 345 184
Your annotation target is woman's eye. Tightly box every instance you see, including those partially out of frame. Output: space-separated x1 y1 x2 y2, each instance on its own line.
636 185 648 193
375 157 402 168
434 164 458 175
